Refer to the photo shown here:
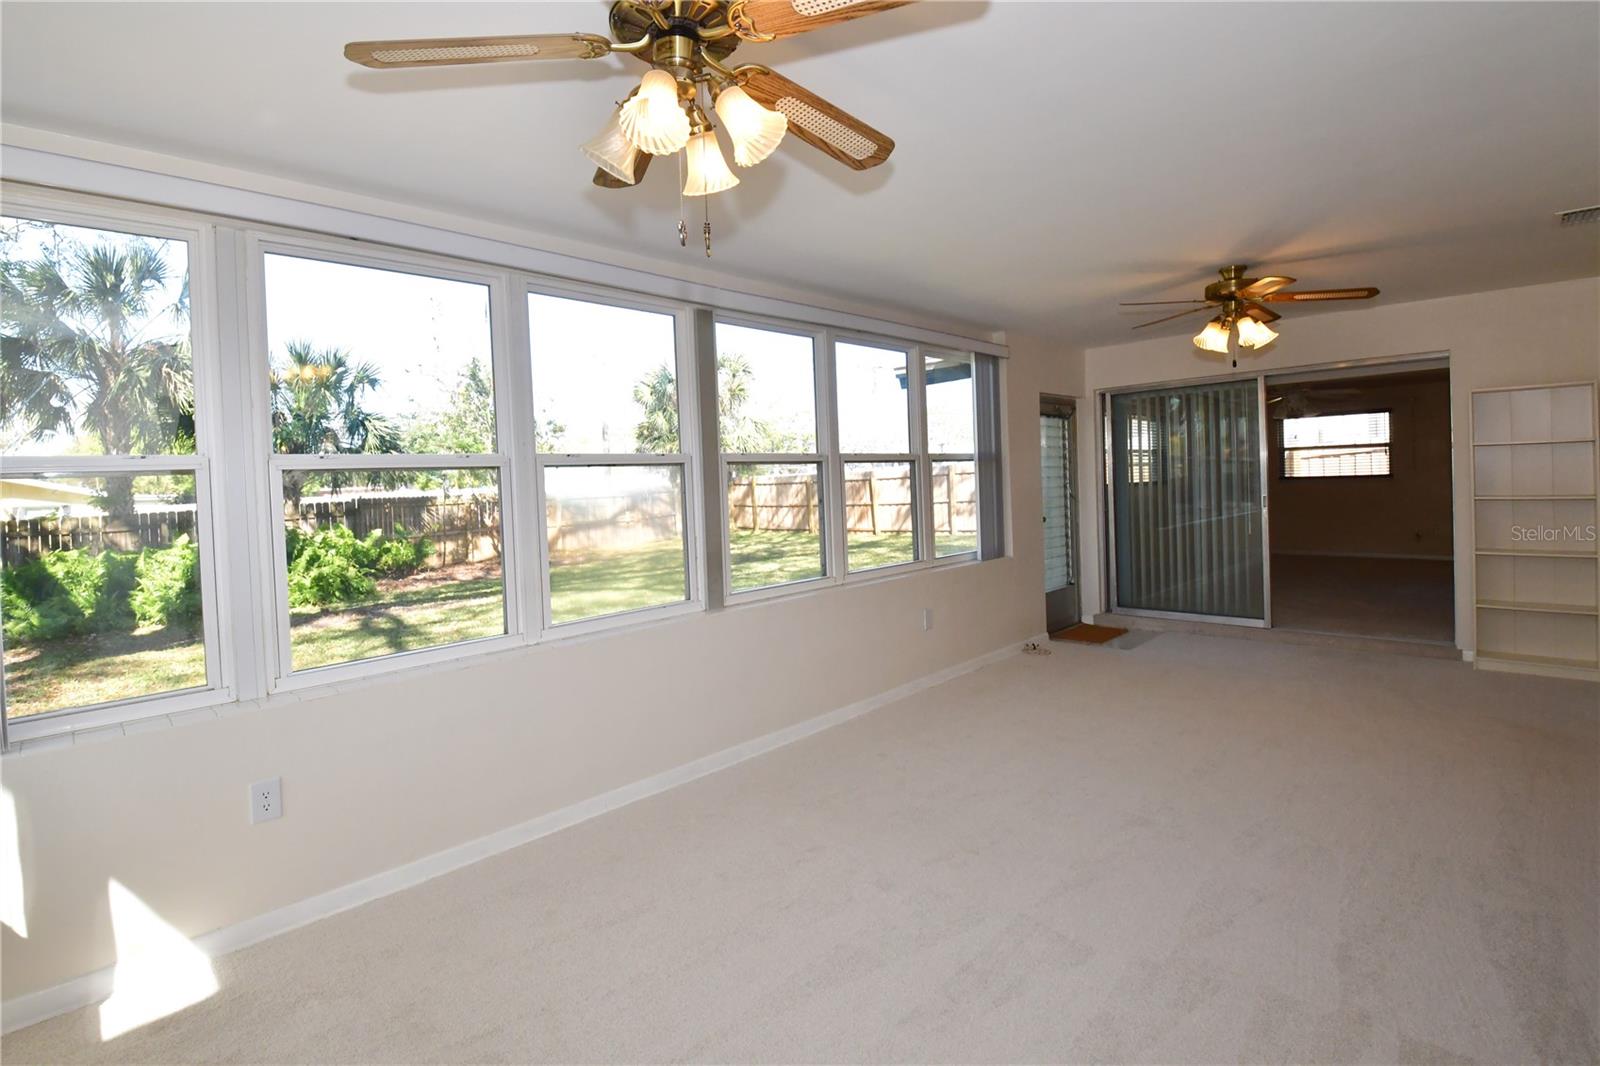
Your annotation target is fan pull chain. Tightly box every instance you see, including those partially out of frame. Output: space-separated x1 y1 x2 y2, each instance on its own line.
677 151 688 248
704 196 712 258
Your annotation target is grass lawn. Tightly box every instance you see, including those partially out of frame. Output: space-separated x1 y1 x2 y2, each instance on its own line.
289 573 506 672
6 529 982 718
2 626 207 720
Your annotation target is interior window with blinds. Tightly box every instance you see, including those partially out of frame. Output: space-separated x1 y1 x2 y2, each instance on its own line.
1281 411 1392 478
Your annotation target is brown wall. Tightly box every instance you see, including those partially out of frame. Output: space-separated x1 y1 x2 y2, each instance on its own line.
1266 373 1454 558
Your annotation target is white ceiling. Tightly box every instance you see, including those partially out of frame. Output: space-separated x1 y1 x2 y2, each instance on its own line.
2 2 1596 347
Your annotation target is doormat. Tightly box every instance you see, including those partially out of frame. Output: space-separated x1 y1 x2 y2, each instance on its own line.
1050 623 1129 645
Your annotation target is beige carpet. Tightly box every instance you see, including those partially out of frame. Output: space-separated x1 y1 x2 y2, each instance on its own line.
6 634 1596 1064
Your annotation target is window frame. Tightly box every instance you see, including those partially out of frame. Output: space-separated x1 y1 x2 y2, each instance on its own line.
0 180 1005 747
246 232 525 690
831 334 926 579
1278 408 1394 480
921 348 980 562
524 277 705 636
713 312 833 606
0 189 233 740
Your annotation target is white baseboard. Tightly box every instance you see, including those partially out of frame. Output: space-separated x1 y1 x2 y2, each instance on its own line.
0 636 1032 1035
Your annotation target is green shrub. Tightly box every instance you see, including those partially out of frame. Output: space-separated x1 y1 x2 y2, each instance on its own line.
282 522 433 607
131 535 201 629
1 546 138 642
368 523 433 577
285 525 377 608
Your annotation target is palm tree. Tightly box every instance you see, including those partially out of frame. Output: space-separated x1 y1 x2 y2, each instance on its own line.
271 341 401 511
1 232 193 517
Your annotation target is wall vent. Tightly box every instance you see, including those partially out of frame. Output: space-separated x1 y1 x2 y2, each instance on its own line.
1557 205 1600 226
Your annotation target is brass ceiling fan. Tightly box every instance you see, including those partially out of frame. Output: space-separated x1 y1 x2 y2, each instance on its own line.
1122 265 1380 359
345 1 907 251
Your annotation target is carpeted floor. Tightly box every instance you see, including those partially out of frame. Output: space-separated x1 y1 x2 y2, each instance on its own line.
6 633 1596 1064
1271 554 1455 644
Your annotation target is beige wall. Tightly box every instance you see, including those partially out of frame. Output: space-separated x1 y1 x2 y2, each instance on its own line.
1266 374 1454 558
1079 277 1600 649
0 332 1083 1002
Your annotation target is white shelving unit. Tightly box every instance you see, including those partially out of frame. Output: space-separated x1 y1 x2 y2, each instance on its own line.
1471 382 1599 680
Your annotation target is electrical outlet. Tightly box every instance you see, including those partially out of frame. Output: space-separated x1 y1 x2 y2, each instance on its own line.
250 777 282 824
921 608 933 632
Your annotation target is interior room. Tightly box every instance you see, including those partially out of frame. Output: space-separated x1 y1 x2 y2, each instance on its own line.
0 3 1595 1064
1265 365 1455 645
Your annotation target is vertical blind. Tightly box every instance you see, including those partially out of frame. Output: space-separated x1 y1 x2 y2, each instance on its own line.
1111 380 1265 619
1041 413 1073 592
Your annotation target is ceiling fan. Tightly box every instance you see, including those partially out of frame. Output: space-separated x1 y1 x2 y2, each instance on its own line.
1122 265 1380 359
344 1 907 251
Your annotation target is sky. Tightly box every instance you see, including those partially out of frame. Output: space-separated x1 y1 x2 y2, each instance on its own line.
4 220 975 492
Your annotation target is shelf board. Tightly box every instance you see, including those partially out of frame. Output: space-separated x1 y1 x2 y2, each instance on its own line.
1473 438 1597 447
1476 650 1600 671
1474 547 1599 559
1474 494 1598 501
1477 600 1599 616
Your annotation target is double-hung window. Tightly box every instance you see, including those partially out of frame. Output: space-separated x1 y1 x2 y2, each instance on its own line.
1281 411 1392 478
716 320 827 595
258 244 514 677
923 351 979 558
527 287 697 628
1 203 225 725
834 340 921 573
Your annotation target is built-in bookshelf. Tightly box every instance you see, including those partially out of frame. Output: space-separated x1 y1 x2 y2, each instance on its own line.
1471 382 1599 680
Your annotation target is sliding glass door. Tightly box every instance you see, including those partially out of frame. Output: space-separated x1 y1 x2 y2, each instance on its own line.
1109 379 1266 621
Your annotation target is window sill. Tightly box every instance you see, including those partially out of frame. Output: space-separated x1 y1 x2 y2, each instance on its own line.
2 556 988 757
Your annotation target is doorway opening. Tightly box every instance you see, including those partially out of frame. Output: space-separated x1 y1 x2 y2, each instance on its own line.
1041 398 1080 632
1265 364 1455 644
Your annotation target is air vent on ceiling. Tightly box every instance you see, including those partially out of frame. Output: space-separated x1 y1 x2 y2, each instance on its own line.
1557 205 1600 226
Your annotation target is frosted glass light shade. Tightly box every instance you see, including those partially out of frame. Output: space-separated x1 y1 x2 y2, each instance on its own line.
714 85 788 167
618 70 690 155
1193 319 1231 354
1236 317 1279 349
683 129 740 196
581 108 641 184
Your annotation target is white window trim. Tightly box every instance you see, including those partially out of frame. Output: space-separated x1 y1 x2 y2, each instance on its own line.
524 277 705 638
834 336 926 579
924 348 980 563
712 312 833 605
244 233 526 692
1 189 233 744
0 182 1002 748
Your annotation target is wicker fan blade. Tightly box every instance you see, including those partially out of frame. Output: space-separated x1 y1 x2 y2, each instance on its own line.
1261 287 1380 303
738 68 893 170
1243 302 1281 324
592 153 653 189
735 0 914 40
1120 299 1211 306
345 34 611 69
1132 305 1214 329
1238 275 1295 298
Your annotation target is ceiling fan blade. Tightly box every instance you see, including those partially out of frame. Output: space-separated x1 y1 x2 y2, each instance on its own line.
1132 305 1214 329
592 153 653 189
734 0 914 40
1261 287 1380 303
344 33 611 69
1243 302 1281 324
738 69 893 170
1120 299 1211 306
1238 275 1295 298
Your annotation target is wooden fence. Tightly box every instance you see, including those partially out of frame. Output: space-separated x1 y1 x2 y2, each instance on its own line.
4 468 978 568
729 466 976 536
2 509 197 566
